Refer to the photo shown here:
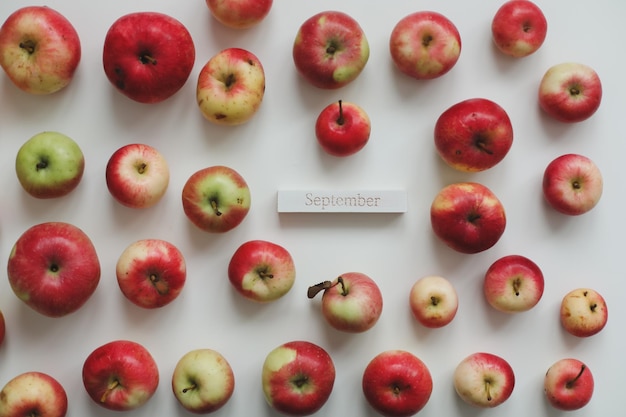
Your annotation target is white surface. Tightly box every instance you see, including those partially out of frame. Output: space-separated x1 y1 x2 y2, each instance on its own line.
0 0 624 416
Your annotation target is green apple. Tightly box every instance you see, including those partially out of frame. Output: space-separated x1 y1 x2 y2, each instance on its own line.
15 131 85 198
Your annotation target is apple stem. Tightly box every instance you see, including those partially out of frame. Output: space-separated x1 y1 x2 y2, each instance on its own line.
336 276 347 296
485 380 492 402
139 53 157 65
210 199 222 216
430 296 439 306
513 278 521 296
566 364 587 389
137 163 147 174
337 100 345 125
19 40 36 54
422 34 433 47
569 86 581 97
474 136 494 155
258 270 274 280
182 383 196 394
101 380 119 403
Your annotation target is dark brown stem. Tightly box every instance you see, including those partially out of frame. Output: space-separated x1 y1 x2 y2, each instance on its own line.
512 278 521 296
210 200 222 216
336 100 345 125
566 365 586 389
182 384 196 393
19 40 36 54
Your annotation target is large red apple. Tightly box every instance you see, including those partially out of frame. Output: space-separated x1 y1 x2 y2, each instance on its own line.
315 100 371 157
491 0 548 57
0 372 68 417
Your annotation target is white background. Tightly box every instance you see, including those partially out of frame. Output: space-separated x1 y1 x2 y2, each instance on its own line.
0 0 624 416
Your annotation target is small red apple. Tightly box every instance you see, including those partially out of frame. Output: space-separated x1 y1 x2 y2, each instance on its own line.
560 288 608 337
544 358 594 411
409 275 458 328
491 0 548 57
454 352 515 408
205 0 273 29
483 254 544 313
0 371 68 417
315 100 371 157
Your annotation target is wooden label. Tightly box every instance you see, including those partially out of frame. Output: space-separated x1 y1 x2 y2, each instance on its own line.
277 190 407 213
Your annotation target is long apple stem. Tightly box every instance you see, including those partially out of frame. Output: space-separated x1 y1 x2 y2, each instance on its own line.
513 278 521 296
336 276 347 296
566 364 586 388
210 200 222 216
182 384 196 394
474 136 494 155
337 100 345 125
101 380 119 403
485 380 492 402
19 40 36 54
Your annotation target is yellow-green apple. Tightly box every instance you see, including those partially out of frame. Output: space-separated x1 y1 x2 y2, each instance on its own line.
292 11 369 89
182 165 251 233
544 358 594 411
430 182 506 254
172 348 235 414
542 153 603 216
105 143 170 209
307 272 383 333
82 340 159 411
197 47 265 126
15 131 84 199
7 222 101 318
315 100 371 157
0 372 68 417
228 239 296 302
103 12 195 104
491 0 547 57
389 11 461 80
0 310 5 346
560 288 608 337
0 6 81 95
538 62 602 123
362 350 433 417
434 98 513 172
205 0 273 29
453 352 515 408
261 340 335 416
116 239 186 309
409 275 458 328
483 254 544 313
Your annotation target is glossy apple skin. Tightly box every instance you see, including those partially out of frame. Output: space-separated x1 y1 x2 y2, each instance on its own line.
206 0 273 29
103 12 195 104
409 275 458 328
7 222 101 317
228 239 296 302
544 358 594 411
172 348 235 414
197 47 265 125
106 143 170 209
538 62 602 123
362 350 433 417
543 153 603 215
453 352 515 408
389 11 461 80
430 182 506 254
293 11 369 89
0 372 68 417
483 254 544 313
182 165 251 233
560 288 608 337
0 6 81 94
262 340 335 416
315 100 371 157
491 0 547 57
82 340 159 411
434 98 513 172
116 239 186 309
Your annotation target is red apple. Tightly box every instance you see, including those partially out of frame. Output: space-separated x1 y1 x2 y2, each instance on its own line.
434 98 514 172
0 372 68 417
543 153 603 215
389 11 461 80
293 11 369 89
409 275 458 328
0 6 81 94
205 0 273 29
103 12 195 104
560 288 608 337
362 350 433 417
453 352 515 408
261 340 335 416
483 254 544 313
544 358 594 411
538 62 602 123
82 340 159 411
7 222 101 317
491 0 547 57
430 182 506 254
315 100 371 157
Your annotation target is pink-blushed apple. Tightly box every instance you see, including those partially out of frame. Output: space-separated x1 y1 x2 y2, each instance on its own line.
0 371 68 417
308 272 383 333
453 352 515 408
389 11 461 80
205 0 273 29
105 143 170 209
483 254 544 313
0 310 5 346
103 12 195 104
560 288 608 337
82 340 159 411
293 11 369 89
0 6 81 94
491 0 547 57
544 358 594 411
538 62 602 123
7 222 101 318
116 239 186 309
409 275 458 328
262 340 335 416
182 165 251 233
430 182 506 254
542 153 603 216
315 100 371 157
228 239 296 302
434 98 513 172
362 350 433 417
172 348 235 414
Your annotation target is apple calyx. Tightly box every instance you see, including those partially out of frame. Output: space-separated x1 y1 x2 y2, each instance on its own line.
19 39 36 55
101 379 120 403
566 364 587 389
36 157 49 171
307 276 346 298
139 51 157 66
